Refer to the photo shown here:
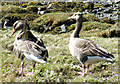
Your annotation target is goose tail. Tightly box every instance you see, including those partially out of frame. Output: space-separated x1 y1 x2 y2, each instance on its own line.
105 57 113 61
103 55 114 62
105 53 115 61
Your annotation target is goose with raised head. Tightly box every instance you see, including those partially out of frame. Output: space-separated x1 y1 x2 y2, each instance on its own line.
68 12 114 76
11 20 48 76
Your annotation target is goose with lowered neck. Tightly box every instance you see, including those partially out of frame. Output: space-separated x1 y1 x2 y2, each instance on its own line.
68 12 114 76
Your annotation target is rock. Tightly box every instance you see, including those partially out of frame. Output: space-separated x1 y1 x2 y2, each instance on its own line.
43 25 48 30
94 7 99 9
7 43 14 51
84 2 94 12
103 14 112 18
92 9 97 14
47 4 53 9
103 8 113 13
38 6 46 11
98 8 105 12
100 22 120 37
100 29 120 38
102 3 111 7
59 24 67 34
100 17 115 24
35 2 43 6
27 6 38 13
3 19 12 29
38 10 49 15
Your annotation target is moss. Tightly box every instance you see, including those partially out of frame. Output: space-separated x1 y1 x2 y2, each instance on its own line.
72 7 84 12
33 12 74 32
84 2 94 11
68 21 112 32
26 5 38 13
83 14 100 22
67 24 75 32
38 6 47 11
21 3 29 8
82 21 112 31
99 22 120 38
1 13 22 27
3 13 21 20
24 14 40 21
30 1 39 5
28 22 45 33
100 18 115 24
0 5 28 16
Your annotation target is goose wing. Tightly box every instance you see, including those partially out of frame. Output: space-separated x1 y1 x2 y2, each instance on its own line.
16 31 45 47
74 38 114 58
14 40 48 62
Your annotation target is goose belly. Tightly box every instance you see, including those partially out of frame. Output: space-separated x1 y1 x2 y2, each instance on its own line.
85 56 112 64
23 52 47 63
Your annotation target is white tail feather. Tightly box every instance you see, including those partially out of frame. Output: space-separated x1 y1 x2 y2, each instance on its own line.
85 56 113 64
105 57 113 61
23 52 47 63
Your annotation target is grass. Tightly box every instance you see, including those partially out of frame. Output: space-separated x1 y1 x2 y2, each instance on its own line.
1 28 118 82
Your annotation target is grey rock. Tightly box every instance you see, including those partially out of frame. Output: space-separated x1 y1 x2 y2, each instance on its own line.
59 24 67 34
7 43 14 51
4 19 12 29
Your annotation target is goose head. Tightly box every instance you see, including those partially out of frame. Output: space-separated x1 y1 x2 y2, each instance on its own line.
68 12 83 21
11 20 30 35
68 12 83 38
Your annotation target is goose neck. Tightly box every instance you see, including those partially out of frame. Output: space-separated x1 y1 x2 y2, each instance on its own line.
22 23 30 31
73 19 82 38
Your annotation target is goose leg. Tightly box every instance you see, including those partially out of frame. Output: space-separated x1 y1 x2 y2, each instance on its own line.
86 64 90 74
20 61 24 74
24 62 36 76
15 61 24 75
32 62 36 73
82 64 85 76
77 64 86 76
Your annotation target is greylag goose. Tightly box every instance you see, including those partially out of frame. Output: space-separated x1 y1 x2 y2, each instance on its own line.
68 12 114 76
11 20 48 76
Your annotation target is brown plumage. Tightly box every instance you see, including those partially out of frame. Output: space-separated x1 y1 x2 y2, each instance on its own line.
68 12 114 76
12 20 48 76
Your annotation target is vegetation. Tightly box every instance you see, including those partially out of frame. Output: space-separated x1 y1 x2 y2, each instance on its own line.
84 2 94 12
0 5 28 16
26 5 38 13
83 14 100 22
1 28 118 82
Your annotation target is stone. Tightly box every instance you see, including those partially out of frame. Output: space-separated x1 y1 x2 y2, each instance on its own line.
100 29 120 38
3 19 12 29
38 10 49 15
59 24 67 34
7 43 14 51
38 6 46 11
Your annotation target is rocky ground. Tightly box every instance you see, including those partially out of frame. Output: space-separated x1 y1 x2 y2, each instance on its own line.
0 1 119 37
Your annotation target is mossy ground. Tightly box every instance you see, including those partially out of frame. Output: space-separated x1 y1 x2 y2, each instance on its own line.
1 28 118 82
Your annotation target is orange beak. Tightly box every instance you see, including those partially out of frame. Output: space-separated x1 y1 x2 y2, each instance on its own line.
11 28 16 36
